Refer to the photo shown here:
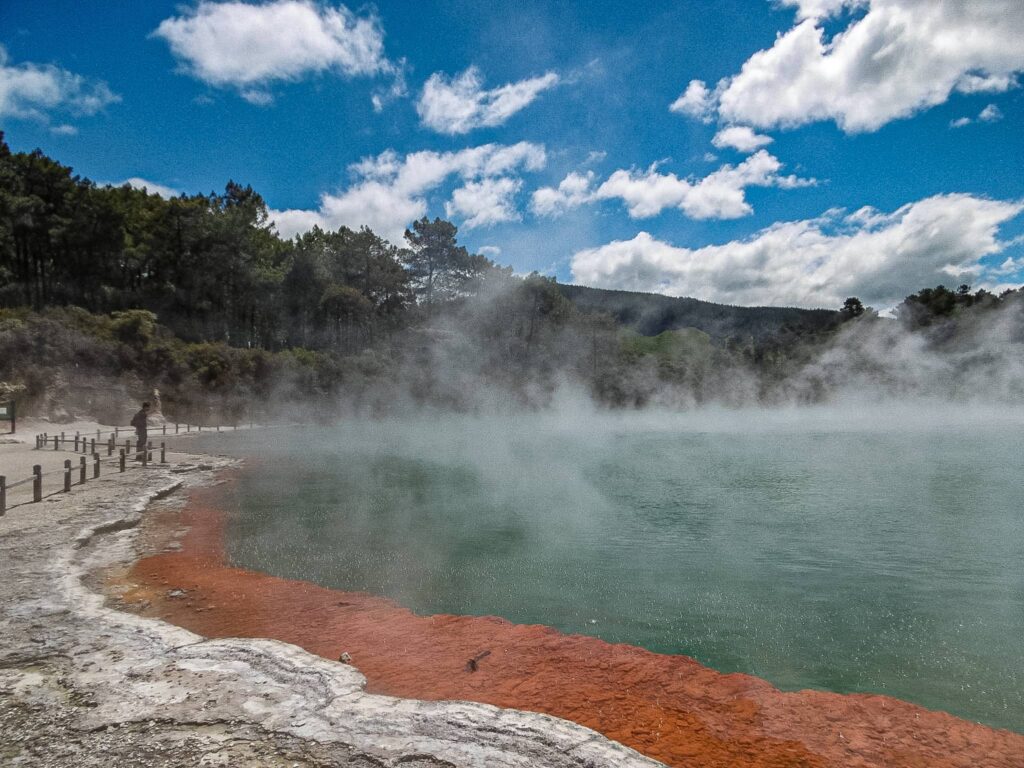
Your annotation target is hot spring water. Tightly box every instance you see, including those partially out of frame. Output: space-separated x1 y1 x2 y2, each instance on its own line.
191 406 1024 733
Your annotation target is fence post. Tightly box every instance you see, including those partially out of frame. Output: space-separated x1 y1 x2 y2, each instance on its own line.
147 441 153 463
175 422 179 434
108 434 114 456
79 456 87 485
54 435 59 451
160 442 166 464
74 435 79 452
33 466 42 502
90 438 95 455
125 439 131 456
114 427 119 439
142 443 148 467
1 476 6 516
63 460 71 492
93 452 100 478
162 423 166 436
119 449 125 473
186 423 191 433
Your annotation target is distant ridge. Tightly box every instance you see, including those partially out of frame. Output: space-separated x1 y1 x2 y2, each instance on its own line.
557 283 839 341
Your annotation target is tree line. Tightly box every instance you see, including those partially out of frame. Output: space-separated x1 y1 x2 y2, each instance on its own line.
0 132 506 354
2 132 1023 419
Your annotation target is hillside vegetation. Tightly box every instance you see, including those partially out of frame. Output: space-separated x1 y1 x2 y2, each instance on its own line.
2 134 1022 421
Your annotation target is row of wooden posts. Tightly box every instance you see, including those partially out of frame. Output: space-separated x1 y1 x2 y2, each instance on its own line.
2 421 250 516
1 440 168 516
34 421 232 450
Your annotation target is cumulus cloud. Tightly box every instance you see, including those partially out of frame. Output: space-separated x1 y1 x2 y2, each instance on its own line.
271 142 546 242
570 194 1024 309
119 178 181 199
978 104 1004 122
711 126 774 153
950 103 1005 128
0 45 119 123
153 0 397 102
446 177 523 228
668 79 715 121
530 171 597 217
531 150 814 220
671 0 1024 133
416 66 559 134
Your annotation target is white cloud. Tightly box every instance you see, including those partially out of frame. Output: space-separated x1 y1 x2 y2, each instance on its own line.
271 141 546 242
668 79 715 121
711 126 774 153
570 194 1024 309
153 0 396 101
120 178 181 199
478 245 502 257
672 0 1024 133
530 171 596 217
979 103 1003 122
779 0 866 21
50 124 78 136
531 150 814 221
446 177 523 228
0 45 119 122
950 103 1005 128
416 66 559 134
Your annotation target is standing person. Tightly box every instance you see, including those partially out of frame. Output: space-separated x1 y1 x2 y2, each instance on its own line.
131 402 150 461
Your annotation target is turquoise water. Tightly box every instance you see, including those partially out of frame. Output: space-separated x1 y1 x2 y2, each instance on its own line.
193 407 1024 733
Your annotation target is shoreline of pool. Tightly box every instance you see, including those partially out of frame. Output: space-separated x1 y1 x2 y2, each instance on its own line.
114 461 1024 768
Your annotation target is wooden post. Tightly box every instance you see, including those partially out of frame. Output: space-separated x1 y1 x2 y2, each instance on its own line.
160 442 166 464
90 438 95 455
186 423 191 433
79 456 87 485
54 435 59 451
33 466 42 502
108 434 114 456
114 427 119 439
125 439 131 456
119 449 126 473
63 460 71 492
93 452 100 478
175 422 180 434
1 476 6 516
74 435 80 452
162 423 166 436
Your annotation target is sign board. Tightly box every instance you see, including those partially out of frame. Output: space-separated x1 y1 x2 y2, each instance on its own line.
0 401 14 433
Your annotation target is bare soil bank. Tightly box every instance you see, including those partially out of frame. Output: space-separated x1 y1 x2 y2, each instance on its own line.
118 475 1024 768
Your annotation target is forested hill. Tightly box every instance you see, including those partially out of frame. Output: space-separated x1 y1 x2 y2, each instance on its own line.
557 284 839 341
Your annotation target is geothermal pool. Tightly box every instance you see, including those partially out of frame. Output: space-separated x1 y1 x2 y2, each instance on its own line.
191 406 1024 733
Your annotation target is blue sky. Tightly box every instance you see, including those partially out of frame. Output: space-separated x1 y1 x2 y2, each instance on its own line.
2 0 1023 309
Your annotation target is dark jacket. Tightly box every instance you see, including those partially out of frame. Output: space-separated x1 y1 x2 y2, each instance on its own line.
131 410 149 433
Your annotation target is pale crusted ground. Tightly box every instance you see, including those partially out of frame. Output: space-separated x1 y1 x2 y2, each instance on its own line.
0 431 662 768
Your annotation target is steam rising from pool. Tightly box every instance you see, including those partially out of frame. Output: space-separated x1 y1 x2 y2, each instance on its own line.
192 403 1024 733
